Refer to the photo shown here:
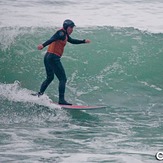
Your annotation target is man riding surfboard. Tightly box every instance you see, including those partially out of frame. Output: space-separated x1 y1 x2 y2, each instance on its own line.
34 19 90 105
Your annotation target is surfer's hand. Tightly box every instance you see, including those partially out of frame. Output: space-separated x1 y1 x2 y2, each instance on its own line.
85 39 91 43
37 44 44 50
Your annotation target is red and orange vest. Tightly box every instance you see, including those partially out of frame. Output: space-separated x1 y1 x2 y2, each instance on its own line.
47 32 67 57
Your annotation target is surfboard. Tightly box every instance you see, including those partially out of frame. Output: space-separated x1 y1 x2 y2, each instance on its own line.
31 92 106 110
51 102 107 110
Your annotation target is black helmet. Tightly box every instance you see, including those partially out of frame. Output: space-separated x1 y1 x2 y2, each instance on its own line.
63 19 75 30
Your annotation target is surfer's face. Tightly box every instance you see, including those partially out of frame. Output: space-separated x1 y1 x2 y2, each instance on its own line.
67 26 73 35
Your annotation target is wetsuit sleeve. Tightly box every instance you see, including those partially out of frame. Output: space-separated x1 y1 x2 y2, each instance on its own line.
42 31 65 47
67 35 85 44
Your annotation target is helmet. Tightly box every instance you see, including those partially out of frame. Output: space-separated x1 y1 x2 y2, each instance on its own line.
63 19 75 30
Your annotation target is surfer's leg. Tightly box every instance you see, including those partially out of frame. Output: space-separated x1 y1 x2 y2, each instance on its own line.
39 53 54 93
54 59 72 105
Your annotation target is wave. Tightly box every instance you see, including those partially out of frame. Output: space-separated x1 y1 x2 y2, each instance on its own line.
0 26 163 108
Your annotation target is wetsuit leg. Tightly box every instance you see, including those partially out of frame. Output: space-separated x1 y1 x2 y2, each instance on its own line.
40 53 67 100
53 58 67 101
40 53 55 93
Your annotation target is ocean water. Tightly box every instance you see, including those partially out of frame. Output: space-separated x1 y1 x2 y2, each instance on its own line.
0 0 163 163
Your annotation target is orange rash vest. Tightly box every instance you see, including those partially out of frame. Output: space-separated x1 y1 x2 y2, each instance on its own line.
42 28 86 57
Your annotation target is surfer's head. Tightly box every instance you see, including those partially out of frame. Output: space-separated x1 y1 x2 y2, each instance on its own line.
63 19 75 30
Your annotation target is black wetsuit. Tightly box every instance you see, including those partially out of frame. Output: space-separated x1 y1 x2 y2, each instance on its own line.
39 28 85 103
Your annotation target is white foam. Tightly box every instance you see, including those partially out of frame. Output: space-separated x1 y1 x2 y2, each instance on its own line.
140 81 162 91
0 81 61 109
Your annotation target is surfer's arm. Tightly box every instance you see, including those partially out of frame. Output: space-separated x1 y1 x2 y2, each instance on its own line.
67 36 90 44
37 31 65 50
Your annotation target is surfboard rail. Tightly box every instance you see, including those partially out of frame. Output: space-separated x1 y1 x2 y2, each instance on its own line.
51 102 107 110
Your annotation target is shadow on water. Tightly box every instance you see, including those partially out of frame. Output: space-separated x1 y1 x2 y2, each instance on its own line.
66 109 99 122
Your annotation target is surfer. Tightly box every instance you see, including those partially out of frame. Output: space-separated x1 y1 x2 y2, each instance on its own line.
35 19 90 105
